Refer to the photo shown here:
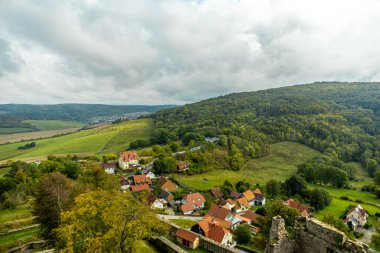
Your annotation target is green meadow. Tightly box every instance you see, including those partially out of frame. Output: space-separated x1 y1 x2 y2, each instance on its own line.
172 141 321 190
0 119 153 161
24 120 85 131
0 128 34 134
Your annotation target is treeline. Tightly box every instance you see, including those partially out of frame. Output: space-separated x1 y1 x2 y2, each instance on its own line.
152 82 380 175
0 115 36 129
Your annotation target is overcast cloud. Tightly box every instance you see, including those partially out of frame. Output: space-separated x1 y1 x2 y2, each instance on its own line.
0 0 380 105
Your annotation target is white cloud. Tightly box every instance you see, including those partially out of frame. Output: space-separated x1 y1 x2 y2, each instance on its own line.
0 0 379 104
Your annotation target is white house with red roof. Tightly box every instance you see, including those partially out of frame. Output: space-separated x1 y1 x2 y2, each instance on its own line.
119 151 140 170
344 205 368 229
180 192 206 215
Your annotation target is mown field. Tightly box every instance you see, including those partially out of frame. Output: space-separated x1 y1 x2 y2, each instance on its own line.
0 128 34 134
0 119 153 162
23 120 85 131
0 128 81 144
172 141 321 190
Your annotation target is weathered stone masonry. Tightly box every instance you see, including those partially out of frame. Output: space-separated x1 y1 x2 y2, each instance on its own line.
265 216 378 253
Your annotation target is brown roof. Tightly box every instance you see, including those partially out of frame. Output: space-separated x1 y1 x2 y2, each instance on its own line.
208 204 232 220
120 151 140 161
237 197 249 208
208 223 231 243
147 194 157 205
102 162 116 169
131 184 150 193
176 229 198 243
253 188 262 194
243 190 255 201
183 192 206 206
230 191 242 199
177 161 189 170
133 174 152 185
210 187 223 199
242 211 263 222
180 203 195 212
284 199 310 215
198 215 232 237
159 178 177 192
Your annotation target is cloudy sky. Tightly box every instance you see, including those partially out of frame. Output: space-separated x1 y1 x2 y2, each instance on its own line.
1 0 380 105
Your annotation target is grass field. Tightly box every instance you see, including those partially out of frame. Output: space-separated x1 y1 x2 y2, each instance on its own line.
169 219 197 229
24 120 85 131
0 119 153 161
0 206 33 223
172 142 321 190
0 128 34 134
134 240 160 253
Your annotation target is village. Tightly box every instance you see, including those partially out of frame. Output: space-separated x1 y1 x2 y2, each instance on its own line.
101 150 371 251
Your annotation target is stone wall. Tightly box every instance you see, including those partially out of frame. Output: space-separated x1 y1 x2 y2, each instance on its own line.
265 216 378 253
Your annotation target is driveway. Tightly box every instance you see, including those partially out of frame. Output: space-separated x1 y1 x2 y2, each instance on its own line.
356 227 374 245
157 214 203 221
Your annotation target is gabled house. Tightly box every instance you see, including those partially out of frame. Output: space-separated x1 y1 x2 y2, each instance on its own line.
210 187 223 199
119 151 140 170
180 192 206 215
207 204 242 230
221 199 236 211
241 210 264 224
193 216 234 246
177 161 189 171
235 197 250 213
147 194 164 209
102 162 116 174
242 188 266 206
120 176 130 190
283 199 310 218
130 183 150 193
145 171 156 179
133 174 152 186
344 205 368 229
230 191 242 200
159 190 174 203
158 176 178 192
243 190 255 206
176 229 200 249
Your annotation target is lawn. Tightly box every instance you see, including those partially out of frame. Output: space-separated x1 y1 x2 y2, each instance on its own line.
0 119 153 161
0 167 10 177
24 120 85 131
133 240 160 253
0 227 39 245
169 219 197 229
313 197 380 220
0 128 34 134
0 206 33 223
172 142 321 190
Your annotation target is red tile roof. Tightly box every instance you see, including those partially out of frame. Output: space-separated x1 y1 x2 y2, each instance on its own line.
183 192 206 206
237 197 249 208
133 174 152 185
158 177 177 192
207 204 232 220
130 183 150 193
208 223 231 243
242 211 263 222
120 151 140 161
243 190 255 201
176 229 198 243
210 187 223 199
284 199 310 216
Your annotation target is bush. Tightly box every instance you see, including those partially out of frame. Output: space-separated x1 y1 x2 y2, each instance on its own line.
355 199 364 204
340 196 350 200
234 224 252 244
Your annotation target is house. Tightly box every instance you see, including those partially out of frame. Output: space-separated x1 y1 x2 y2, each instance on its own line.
175 229 200 249
130 183 150 193
119 151 140 170
235 197 250 213
344 205 368 229
253 188 266 205
242 189 266 206
159 190 174 203
148 195 164 209
177 161 189 171
120 176 130 190
133 174 152 186
145 171 156 179
283 199 310 218
241 211 263 224
207 204 242 230
221 199 236 211
210 187 223 199
158 176 178 192
194 217 235 247
102 162 116 174
230 191 242 200
180 192 206 215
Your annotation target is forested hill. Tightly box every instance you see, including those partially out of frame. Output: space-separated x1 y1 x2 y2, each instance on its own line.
153 82 380 174
0 104 175 123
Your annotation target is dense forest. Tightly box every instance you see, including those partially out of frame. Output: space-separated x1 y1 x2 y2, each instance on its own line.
0 104 175 127
153 82 380 176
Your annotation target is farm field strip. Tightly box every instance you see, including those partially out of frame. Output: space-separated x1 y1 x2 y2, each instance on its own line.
23 120 85 131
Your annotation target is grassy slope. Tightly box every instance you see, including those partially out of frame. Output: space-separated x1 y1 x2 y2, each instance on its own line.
0 128 34 134
0 206 33 223
172 141 321 190
0 118 153 161
24 120 85 131
168 219 197 229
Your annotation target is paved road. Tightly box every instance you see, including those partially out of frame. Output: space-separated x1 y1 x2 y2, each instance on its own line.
157 214 203 221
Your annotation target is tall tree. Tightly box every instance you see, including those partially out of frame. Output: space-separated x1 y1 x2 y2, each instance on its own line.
55 190 167 252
